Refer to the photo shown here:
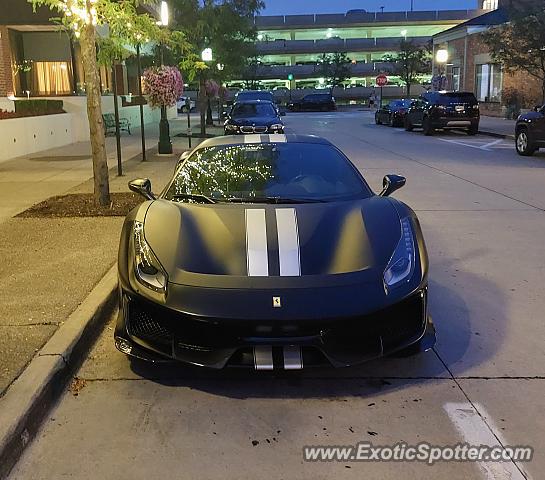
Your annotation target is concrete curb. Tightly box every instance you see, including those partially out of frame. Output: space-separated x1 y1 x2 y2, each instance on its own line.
479 130 515 140
0 265 118 480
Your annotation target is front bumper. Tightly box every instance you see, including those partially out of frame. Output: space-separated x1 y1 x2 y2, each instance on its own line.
433 117 479 129
115 288 433 369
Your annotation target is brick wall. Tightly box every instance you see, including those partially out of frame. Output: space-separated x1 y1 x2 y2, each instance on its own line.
0 26 14 97
442 31 544 116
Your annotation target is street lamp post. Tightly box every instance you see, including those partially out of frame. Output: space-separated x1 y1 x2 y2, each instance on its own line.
136 42 146 161
199 47 213 136
158 1 172 155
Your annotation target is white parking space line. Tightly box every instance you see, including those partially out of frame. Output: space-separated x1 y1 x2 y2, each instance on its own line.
437 138 512 152
444 403 530 480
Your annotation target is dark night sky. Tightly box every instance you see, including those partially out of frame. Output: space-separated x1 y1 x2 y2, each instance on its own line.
262 0 478 15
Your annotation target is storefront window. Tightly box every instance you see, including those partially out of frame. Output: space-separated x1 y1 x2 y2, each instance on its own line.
476 63 502 102
451 66 460 91
32 61 72 95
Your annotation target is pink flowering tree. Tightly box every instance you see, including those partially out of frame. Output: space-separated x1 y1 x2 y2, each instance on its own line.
143 66 184 153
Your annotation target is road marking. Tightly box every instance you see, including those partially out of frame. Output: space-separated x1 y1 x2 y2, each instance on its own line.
438 138 511 152
444 402 529 480
245 209 269 276
276 208 301 276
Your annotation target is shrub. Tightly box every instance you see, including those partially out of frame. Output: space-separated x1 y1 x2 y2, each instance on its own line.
14 99 65 116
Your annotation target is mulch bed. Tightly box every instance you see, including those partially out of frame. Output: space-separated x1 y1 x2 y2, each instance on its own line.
16 192 143 218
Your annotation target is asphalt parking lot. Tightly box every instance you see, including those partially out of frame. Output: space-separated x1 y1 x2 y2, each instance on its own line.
9 111 545 480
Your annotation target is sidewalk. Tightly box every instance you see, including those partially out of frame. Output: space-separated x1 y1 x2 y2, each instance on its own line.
479 115 516 139
0 116 190 224
0 120 193 398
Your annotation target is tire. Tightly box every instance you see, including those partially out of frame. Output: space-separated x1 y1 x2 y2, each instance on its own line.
389 114 395 127
467 124 478 136
404 117 414 131
375 114 382 125
516 129 536 156
422 117 434 136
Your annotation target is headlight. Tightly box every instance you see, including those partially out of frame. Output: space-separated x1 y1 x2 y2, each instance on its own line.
383 217 415 291
133 221 167 293
269 124 284 132
225 124 239 132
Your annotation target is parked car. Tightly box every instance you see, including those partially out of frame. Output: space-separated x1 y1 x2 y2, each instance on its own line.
375 99 412 127
117 134 434 368
234 90 283 113
224 100 285 135
404 91 480 135
288 93 337 112
177 96 195 113
234 90 275 104
515 104 545 156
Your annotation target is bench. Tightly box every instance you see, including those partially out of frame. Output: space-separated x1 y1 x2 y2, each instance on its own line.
102 113 131 136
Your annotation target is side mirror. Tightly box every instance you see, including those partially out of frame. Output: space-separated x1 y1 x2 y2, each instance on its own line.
280 111 286 116
380 174 406 197
222 111 229 118
128 178 155 200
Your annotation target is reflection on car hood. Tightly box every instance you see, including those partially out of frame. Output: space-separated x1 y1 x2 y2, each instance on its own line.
143 197 401 285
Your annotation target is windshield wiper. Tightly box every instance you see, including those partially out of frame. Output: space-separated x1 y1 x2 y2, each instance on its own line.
227 196 325 204
172 193 217 204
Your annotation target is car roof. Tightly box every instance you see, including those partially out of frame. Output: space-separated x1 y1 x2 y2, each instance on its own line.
195 134 333 150
232 99 274 105
235 90 273 96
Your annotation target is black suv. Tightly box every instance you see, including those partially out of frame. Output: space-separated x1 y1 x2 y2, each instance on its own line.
405 91 480 135
515 104 545 156
288 93 336 112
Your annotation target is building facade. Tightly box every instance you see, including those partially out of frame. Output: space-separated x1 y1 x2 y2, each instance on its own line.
248 8 486 90
0 0 158 99
432 0 544 116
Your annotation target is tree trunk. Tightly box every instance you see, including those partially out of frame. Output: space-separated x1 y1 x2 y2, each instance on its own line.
199 75 206 136
206 98 213 125
406 82 411 97
80 20 110 207
542 77 545 104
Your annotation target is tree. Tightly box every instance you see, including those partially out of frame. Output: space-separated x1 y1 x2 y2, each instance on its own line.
317 52 352 94
481 6 545 104
382 40 430 96
29 0 161 206
171 0 264 134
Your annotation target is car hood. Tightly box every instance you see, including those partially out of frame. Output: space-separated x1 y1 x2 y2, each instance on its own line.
229 116 280 126
143 197 401 286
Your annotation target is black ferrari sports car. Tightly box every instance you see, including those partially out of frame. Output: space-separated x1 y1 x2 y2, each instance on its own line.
116 133 435 369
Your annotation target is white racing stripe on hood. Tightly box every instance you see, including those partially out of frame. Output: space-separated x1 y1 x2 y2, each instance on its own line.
244 134 263 144
245 209 269 276
269 134 287 143
276 208 301 276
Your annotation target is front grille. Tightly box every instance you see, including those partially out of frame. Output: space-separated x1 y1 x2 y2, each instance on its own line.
240 125 268 133
128 301 172 345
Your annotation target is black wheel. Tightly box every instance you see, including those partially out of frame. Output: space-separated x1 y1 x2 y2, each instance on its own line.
467 124 478 136
404 116 413 131
375 114 382 125
389 114 395 127
516 129 536 156
422 117 434 136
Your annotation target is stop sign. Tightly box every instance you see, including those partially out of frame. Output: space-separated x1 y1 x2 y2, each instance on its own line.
376 74 388 87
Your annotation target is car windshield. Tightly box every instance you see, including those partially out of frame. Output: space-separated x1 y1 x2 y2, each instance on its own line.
236 92 273 102
232 103 277 118
391 100 411 108
164 143 371 203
